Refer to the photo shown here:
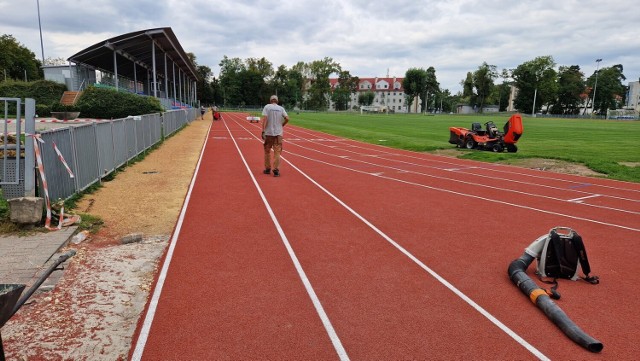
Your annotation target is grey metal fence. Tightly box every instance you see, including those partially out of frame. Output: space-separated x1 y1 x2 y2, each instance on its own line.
1 104 198 202
0 97 35 198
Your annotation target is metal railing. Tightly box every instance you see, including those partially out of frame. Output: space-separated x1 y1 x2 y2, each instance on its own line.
0 101 198 201
0 98 35 199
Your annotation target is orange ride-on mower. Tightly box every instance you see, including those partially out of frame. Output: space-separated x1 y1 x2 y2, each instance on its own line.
448 113 523 153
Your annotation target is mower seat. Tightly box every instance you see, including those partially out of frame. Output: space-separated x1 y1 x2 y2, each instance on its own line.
471 123 482 132
486 122 499 138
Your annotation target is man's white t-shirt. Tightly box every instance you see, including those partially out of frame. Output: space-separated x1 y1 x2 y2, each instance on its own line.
262 103 288 136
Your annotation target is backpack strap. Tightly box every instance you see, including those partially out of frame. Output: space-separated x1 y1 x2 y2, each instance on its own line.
537 274 561 300
569 231 600 285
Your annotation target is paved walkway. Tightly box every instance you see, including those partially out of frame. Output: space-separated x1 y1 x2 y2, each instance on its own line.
0 226 77 290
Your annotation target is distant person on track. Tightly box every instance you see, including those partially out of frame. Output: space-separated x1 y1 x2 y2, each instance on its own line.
261 95 289 177
200 106 206 120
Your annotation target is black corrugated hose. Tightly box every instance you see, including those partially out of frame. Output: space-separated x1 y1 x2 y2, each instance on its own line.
508 253 603 353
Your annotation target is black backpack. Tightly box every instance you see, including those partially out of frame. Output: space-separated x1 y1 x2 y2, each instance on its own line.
536 227 599 299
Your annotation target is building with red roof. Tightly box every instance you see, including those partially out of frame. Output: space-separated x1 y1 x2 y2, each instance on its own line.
328 76 422 113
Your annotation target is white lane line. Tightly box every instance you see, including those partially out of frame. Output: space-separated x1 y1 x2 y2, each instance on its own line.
223 118 350 361
131 121 212 361
285 126 640 197
286 150 640 232
568 194 601 203
259 123 639 219
232 117 549 360
284 140 640 216
283 152 550 361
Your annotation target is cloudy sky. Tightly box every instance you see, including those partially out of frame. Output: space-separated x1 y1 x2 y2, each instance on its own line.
2 0 638 93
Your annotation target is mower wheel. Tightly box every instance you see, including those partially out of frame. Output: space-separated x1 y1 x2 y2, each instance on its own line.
464 136 476 149
492 143 504 152
506 144 518 153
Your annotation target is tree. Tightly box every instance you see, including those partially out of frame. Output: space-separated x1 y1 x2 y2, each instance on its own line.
551 65 585 114
44 57 68 66
459 72 476 108
496 69 512 112
403 68 426 113
331 70 358 110
306 57 340 110
472 62 497 112
246 57 274 80
218 56 245 107
423 67 440 113
196 65 214 105
358 91 375 106
587 64 626 114
0 34 43 81
512 56 557 114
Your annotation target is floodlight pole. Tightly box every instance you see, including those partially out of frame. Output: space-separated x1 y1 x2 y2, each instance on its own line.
591 58 602 116
37 0 45 64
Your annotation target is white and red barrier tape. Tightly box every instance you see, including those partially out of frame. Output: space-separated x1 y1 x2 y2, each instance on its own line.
27 133 80 230
52 141 75 178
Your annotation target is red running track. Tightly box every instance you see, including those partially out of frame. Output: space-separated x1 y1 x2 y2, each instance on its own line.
131 112 640 360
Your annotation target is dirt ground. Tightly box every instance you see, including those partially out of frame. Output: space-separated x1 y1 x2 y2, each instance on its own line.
2 115 211 360
2 119 607 360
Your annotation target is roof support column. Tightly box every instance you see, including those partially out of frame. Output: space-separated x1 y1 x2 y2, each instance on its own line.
133 62 137 93
178 68 183 105
151 41 157 98
164 53 168 101
172 62 177 105
113 50 119 90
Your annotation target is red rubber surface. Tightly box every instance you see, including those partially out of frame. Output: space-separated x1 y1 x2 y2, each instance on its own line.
133 113 640 360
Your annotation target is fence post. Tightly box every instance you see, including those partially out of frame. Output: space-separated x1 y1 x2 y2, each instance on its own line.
24 98 36 197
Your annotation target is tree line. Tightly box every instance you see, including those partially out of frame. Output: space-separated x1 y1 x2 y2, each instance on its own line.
2 33 631 115
200 54 630 115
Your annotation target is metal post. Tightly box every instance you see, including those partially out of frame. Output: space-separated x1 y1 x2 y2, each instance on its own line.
37 0 45 64
133 62 137 93
24 99 36 196
164 53 168 100
113 50 119 90
591 58 602 116
178 69 183 105
173 62 177 106
152 42 157 98
531 88 538 117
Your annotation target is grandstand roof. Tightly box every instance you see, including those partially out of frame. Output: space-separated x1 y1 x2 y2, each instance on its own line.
67 27 199 82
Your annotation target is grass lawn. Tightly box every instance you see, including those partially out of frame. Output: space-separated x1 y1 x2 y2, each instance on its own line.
289 112 640 183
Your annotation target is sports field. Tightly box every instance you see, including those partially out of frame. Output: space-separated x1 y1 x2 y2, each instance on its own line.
130 112 639 360
289 112 640 183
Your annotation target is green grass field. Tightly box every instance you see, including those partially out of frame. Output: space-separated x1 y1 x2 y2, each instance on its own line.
289 112 640 183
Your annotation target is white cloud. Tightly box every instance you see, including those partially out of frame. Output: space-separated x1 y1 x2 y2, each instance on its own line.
1 0 638 92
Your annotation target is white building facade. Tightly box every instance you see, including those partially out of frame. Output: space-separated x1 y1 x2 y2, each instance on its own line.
328 76 422 113
626 81 640 111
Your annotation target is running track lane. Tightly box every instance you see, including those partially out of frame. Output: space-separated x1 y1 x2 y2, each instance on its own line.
132 113 639 360
235 114 639 359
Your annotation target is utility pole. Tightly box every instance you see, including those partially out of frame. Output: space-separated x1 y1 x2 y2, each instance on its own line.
37 0 45 64
591 58 602 116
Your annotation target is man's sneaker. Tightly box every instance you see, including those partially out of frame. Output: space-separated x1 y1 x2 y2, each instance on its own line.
273 169 280 177
263 168 271 174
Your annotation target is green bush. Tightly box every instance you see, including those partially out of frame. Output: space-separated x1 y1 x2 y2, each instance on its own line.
36 103 51 117
76 86 163 119
0 80 67 114
28 80 67 105
50 103 79 112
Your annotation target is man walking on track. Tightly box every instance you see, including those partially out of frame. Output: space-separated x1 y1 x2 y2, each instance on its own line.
261 95 289 177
